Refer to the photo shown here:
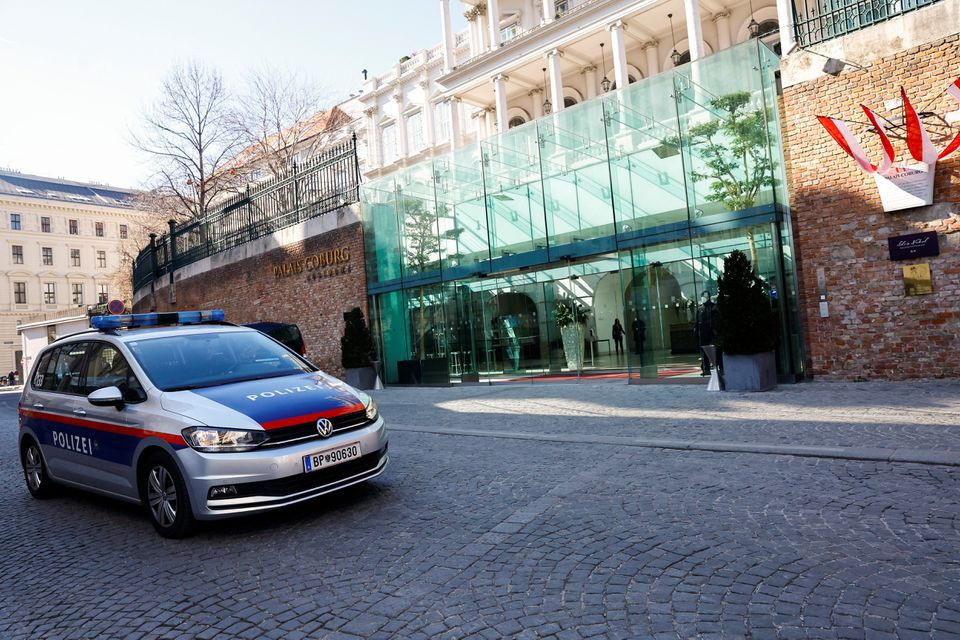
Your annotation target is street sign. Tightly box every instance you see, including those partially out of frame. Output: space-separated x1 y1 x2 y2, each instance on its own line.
107 299 125 315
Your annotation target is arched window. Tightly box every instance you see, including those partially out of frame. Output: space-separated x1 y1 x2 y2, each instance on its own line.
508 116 526 129
757 20 781 55
564 97 578 108
610 75 638 91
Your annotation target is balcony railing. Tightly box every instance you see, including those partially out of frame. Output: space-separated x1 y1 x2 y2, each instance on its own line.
132 135 360 294
794 0 942 46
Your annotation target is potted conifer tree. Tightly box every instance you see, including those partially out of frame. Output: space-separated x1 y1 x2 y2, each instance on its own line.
715 250 779 392
341 307 378 390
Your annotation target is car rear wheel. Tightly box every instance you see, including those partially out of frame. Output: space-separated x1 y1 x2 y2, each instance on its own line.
141 453 195 538
22 440 57 499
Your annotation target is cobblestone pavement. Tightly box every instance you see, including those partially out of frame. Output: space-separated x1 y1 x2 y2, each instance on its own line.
2 384 960 639
375 380 960 453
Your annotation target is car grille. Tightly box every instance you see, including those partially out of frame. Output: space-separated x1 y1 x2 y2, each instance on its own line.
260 410 372 448
225 444 387 501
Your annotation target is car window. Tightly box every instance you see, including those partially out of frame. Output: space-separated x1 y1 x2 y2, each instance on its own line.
31 348 57 391
83 343 146 402
43 342 90 394
125 330 315 392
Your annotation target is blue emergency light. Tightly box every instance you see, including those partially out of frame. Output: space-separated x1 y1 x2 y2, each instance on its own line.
91 310 225 330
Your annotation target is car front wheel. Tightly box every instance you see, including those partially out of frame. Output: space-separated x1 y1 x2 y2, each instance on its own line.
141 453 195 538
22 440 57 499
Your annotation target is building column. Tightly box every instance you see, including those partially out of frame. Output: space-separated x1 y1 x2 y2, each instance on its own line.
493 74 508 133
530 88 543 119
542 0 553 24
547 49 564 112
450 98 463 150
775 0 797 56
488 0 501 50
465 11 479 58
608 21 629 89
483 108 494 139
421 81 436 148
682 0 705 61
394 94 409 160
440 0 455 71
583 65 597 100
364 107 379 167
713 11 731 50
477 4 490 52
642 41 659 76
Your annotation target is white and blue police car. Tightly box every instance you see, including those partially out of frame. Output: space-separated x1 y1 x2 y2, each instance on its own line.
18 310 388 538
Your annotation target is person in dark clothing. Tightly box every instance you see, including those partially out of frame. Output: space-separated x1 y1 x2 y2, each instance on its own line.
631 316 646 362
695 293 718 376
611 319 625 356
6 371 14 386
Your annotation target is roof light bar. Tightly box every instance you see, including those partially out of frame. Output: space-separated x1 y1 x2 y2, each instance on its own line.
91 310 225 330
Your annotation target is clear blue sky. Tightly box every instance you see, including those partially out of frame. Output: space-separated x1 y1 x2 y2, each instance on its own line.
0 1 466 188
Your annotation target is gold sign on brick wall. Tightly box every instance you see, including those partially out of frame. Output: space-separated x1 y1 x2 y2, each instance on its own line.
902 263 933 296
273 248 351 279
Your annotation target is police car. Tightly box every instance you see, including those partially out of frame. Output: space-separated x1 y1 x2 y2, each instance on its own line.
18 310 388 538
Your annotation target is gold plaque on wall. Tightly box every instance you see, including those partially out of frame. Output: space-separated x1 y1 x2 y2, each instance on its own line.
902 263 933 296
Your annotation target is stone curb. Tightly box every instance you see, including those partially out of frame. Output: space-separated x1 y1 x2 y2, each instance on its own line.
388 424 960 467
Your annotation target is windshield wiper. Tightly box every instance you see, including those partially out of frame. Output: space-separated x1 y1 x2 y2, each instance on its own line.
163 370 304 392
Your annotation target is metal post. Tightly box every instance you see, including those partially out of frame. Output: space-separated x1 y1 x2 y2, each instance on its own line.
167 219 177 305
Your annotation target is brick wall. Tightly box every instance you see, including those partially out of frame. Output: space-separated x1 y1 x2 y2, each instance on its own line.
782 34 960 379
135 222 367 379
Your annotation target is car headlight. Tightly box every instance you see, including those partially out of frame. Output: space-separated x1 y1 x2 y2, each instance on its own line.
181 427 268 452
365 397 378 421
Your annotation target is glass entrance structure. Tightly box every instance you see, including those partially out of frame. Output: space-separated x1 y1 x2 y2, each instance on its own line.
361 41 804 385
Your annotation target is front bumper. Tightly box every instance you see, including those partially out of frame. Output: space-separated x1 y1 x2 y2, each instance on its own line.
175 416 388 519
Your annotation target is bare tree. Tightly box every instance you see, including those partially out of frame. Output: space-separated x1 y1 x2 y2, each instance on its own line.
232 67 347 179
133 62 247 222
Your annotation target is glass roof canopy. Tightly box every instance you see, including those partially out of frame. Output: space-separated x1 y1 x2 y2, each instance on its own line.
361 39 788 295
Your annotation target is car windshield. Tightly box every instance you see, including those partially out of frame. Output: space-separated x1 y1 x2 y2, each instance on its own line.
125 330 315 392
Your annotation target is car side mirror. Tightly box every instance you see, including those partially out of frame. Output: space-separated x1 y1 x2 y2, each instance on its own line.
88 386 124 409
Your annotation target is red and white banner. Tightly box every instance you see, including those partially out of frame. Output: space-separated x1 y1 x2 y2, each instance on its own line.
818 78 960 212
940 78 960 160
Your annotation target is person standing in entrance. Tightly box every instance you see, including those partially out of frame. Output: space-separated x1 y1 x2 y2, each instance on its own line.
611 319 625 356
631 316 646 363
695 292 718 376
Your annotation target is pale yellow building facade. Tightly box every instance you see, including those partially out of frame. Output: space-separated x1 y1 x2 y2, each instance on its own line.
0 170 149 376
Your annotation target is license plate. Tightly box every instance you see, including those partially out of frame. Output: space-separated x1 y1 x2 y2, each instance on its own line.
303 442 362 473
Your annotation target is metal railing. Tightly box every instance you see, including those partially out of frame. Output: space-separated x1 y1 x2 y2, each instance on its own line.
794 0 942 46
132 134 360 293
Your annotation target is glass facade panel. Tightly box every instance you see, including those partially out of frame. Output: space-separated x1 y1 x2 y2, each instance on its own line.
397 163 441 280
435 144 489 276
606 71 689 238
361 176 401 287
539 98 615 254
482 121 546 262
675 43 778 223
361 41 802 385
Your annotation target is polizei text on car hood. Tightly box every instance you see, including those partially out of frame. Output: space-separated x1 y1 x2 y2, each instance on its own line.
160 372 366 430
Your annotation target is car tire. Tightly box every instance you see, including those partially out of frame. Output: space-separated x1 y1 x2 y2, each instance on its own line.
21 439 57 499
140 452 195 538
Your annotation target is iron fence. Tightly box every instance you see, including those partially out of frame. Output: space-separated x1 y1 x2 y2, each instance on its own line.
133 134 359 293
794 0 941 46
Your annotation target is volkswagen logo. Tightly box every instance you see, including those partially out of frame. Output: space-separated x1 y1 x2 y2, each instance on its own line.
316 417 334 438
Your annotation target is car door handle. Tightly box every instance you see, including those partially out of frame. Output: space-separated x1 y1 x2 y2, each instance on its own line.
32 403 44 410
73 409 87 417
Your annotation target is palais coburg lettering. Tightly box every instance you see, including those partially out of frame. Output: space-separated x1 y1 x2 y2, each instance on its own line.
273 247 351 278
